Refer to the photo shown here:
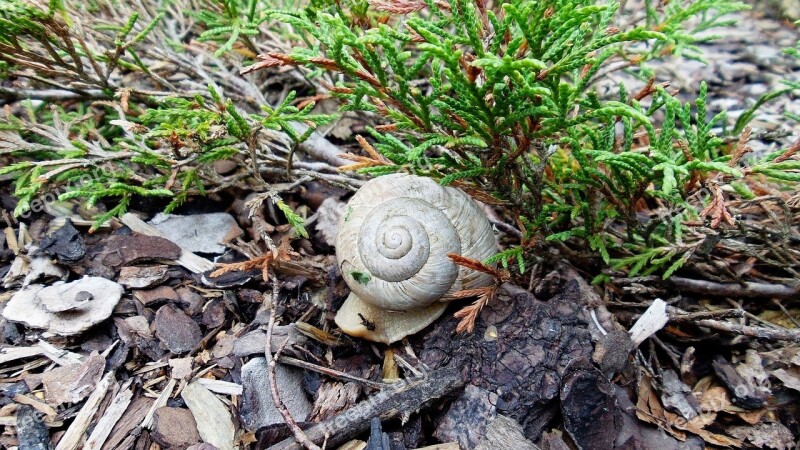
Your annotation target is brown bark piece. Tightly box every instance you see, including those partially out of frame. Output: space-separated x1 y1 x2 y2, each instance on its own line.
433 384 497 448
151 407 201 449
559 360 619 450
155 305 202 354
118 265 170 289
133 285 180 306
421 280 593 439
42 353 105 405
100 233 181 269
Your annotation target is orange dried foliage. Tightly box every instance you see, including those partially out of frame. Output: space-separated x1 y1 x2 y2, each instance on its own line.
211 240 296 280
699 184 735 228
338 135 393 172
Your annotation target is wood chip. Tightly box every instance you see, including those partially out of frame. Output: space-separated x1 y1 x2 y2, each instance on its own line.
0 346 42 365
12 394 57 418
101 396 154 450
181 381 236 450
140 378 176 430
55 371 114 450
42 352 105 405
37 340 83 365
195 379 243 396
120 213 215 273
84 379 134 450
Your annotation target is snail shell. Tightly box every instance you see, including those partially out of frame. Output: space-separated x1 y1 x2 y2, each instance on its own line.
335 173 497 343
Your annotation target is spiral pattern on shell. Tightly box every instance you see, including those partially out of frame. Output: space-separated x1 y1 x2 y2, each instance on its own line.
336 173 497 312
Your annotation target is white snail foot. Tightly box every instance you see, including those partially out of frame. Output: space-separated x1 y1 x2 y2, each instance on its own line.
334 292 448 344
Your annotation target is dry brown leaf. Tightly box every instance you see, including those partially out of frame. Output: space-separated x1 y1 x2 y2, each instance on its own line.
771 368 800 393
728 422 794 450
637 376 743 447
735 408 770 425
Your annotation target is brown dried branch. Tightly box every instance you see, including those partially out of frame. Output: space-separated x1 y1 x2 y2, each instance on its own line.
447 253 509 281
772 138 800 164
269 367 463 450
337 135 392 171
729 126 752 167
211 239 296 279
699 183 735 228
452 285 496 333
632 78 669 101
368 0 427 14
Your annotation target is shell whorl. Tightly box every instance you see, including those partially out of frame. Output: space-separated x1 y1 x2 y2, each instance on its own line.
336 173 496 312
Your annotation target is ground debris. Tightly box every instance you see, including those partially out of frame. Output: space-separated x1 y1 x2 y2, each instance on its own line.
240 357 312 430
181 381 236 450
151 406 202 448
659 369 701 420
39 219 86 264
433 385 497 448
712 355 769 409
98 232 181 269
559 361 618 450
154 304 202 354
15 404 50 450
118 265 170 289
42 352 105 405
134 284 181 306
421 280 593 439
2 276 123 335
149 212 243 255
728 421 795 450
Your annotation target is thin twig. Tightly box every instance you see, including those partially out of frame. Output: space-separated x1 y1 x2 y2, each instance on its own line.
265 277 321 450
277 355 387 389
612 276 800 299
772 299 800 328
693 318 800 342
269 367 463 450
670 306 800 342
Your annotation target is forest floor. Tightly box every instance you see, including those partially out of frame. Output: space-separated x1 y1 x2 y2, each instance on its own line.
1 1 800 450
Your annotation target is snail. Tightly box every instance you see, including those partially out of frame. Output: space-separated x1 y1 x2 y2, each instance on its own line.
335 173 497 344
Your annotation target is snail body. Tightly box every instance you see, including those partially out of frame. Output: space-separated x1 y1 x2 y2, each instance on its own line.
335 173 497 343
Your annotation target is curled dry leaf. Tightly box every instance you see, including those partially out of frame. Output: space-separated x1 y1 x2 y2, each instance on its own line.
636 375 743 447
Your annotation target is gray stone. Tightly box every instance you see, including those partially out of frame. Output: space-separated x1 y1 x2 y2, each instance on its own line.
149 213 243 254
240 357 312 430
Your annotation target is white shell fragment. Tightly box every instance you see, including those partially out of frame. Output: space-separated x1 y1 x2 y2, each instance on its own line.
2 276 124 336
335 173 497 343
